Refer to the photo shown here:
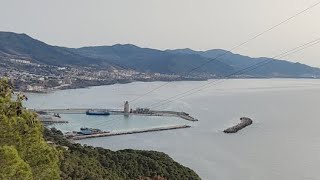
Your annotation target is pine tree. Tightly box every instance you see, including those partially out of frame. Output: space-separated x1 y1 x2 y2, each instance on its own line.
0 145 33 180
0 79 61 180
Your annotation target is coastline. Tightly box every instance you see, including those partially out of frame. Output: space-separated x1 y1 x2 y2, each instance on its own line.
23 77 208 93
23 76 320 94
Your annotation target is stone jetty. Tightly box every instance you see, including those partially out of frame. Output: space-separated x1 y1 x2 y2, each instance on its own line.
69 125 191 140
224 117 253 133
38 115 68 125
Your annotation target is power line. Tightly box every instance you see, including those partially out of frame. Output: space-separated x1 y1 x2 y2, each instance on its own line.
151 39 320 109
128 0 320 106
148 38 320 108
92 37 320 128
148 38 320 109
90 1 320 128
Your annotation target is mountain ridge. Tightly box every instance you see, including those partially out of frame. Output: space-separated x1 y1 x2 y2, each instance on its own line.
1 31 319 78
0 31 107 67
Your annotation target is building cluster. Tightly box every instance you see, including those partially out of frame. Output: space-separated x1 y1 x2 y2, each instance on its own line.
10 58 40 66
134 108 151 114
1 56 193 92
123 101 151 114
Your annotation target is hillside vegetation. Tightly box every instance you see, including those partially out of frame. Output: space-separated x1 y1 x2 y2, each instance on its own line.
0 79 200 180
2 31 319 77
45 128 200 180
0 79 61 179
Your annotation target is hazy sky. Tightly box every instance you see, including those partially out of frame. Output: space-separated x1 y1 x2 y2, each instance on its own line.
1 0 319 66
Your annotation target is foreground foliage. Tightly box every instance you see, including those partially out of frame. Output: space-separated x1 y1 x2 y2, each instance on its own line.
0 79 61 179
45 128 201 180
0 78 200 180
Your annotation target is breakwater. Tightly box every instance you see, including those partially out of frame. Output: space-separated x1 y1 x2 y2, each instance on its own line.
69 125 191 140
38 115 68 125
224 117 253 133
33 108 198 122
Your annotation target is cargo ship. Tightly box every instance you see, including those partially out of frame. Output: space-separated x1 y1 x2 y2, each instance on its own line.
86 109 110 116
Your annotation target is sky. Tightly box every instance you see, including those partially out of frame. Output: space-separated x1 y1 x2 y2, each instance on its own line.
0 0 320 67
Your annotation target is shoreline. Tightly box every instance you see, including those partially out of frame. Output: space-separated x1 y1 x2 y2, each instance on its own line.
22 78 207 94
23 77 320 94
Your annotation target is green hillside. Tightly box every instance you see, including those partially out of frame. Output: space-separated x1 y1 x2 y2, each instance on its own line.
0 79 200 180
2 31 320 77
0 78 61 179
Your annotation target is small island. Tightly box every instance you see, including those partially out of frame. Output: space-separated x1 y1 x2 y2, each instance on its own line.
224 117 253 133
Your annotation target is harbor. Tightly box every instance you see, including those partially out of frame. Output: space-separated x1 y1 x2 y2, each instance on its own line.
35 109 198 121
34 101 197 139
34 103 198 122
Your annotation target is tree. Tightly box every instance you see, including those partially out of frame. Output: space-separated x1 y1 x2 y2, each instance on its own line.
0 146 33 180
0 78 201 180
0 79 61 180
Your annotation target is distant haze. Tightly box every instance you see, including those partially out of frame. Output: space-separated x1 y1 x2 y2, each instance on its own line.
1 0 320 66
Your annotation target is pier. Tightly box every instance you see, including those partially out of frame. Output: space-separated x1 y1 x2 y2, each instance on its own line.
33 108 198 122
38 115 68 125
69 125 191 140
33 102 197 139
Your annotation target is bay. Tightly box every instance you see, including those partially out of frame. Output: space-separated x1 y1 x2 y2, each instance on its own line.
25 79 320 180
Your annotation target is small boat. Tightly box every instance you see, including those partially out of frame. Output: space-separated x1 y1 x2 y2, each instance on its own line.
86 109 110 116
53 113 61 118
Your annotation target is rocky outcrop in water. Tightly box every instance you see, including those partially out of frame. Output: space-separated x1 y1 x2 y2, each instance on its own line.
224 117 253 133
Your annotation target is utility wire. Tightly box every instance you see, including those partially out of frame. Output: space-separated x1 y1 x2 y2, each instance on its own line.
93 37 320 128
148 38 320 109
128 1 320 106
147 38 320 108
93 1 320 128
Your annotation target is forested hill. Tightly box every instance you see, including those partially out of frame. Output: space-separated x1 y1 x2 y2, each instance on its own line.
0 79 201 180
2 31 320 77
166 48 320 77
70 44 234 75
0 32 107 67
44 128 200 180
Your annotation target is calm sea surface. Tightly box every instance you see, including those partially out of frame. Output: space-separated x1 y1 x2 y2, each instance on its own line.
25 79 320 180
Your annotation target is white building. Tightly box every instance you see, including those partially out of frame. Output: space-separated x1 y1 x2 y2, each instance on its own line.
124 101 130 113
27 85 44 92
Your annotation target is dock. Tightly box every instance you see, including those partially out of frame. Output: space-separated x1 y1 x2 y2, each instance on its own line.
38 115 68 125
33 108 198 122
69 125 191 140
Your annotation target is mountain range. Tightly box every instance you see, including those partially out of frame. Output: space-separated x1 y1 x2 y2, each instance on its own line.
1 31 319 78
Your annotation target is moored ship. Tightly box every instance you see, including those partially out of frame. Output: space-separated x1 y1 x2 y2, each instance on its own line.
86 109 110 116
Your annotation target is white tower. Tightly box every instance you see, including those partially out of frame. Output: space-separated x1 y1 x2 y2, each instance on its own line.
124 101 130 113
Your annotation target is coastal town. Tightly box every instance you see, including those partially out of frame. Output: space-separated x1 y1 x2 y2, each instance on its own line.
0 56 204 93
